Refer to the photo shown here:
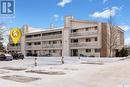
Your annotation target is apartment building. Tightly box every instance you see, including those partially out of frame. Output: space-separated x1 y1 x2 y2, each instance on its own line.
7 16 124 57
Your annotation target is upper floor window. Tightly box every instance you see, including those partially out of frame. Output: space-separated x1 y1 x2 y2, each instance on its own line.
73 30 77 32
85 28 89 31
49 50 51 53
34 34 41 37
34 42 41 45
60 41 62 44
42 31 62 36
53 41 57 44
53 50 56 53
26 35 32 38
86 49 91 53
85 26 98 31
86 38 91 42
95 37 98 41
95 49 100 53
27 43 32 46
74 39 78 43
49 41 51 44
94 26 98 30
71 39 78 43
71 29 78 33
10 43 20 46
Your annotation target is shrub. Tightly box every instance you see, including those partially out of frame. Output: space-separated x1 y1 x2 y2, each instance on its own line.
116 48 128 57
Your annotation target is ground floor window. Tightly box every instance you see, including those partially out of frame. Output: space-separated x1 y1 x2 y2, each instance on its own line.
86 49 91 53
95 49 100 53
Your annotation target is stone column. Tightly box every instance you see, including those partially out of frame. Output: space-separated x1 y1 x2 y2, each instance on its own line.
62 16 73 57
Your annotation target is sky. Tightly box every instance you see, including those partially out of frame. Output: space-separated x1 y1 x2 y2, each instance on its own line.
0 0 130 46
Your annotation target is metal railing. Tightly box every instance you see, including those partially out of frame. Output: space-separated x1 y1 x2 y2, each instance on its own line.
25 45 42 50
42 34 62 39
42 44 62 48
8 46 21 50
70 30 98 37
70 42 97 48
25 37 42 41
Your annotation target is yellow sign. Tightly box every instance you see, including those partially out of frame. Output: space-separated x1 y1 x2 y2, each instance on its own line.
10 28 22 44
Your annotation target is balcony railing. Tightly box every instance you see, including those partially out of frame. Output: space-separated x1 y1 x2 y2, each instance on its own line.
70 42 98 48
70 30 98 37
25 37 42 41
25 45 42 50
42 44 62 48
26 44 62 50
8 46 21 51
42 34 62 40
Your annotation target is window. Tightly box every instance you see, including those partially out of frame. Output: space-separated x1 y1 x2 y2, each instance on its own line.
86 28 89 31
86 49 91 52
53 41 57 44
74 39 78 43
28 50 32 53
95 37 98 41
26 35 32 38
60 41 62 44
42 31 62 36
95 49 100 53
71 39 78 43
49 41 51 44
34 34 41 37
11 43 19 46
86 38 91 42
37 42 41 45
28 43 32 46
34 42 41 45
73 29 77 33
49 50 51 53
34 50 37 53
53 50 56 53
15 43 18 46
94 26 98 30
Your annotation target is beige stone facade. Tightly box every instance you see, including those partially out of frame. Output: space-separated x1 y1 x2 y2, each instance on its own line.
7 16 124 57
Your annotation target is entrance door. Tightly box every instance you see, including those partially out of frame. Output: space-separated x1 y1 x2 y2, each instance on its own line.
73 49 78 56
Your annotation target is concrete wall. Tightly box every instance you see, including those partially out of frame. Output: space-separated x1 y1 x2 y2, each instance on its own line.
62 16 73 56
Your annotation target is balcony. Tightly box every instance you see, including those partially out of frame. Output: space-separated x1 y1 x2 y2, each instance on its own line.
70 42 98 49
25 37 42 42
25 45 42 50
42 34 62 40
42 44 62 49
8 46 21 51
70 30 98 38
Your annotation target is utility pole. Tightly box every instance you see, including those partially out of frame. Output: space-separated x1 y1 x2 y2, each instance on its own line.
109 8 113 57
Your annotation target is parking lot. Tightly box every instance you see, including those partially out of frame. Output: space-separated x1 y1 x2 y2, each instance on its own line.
0 57 129 87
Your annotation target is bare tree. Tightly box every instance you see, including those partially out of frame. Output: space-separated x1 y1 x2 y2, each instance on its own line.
102 9 122 57
0 23 8 52
109 26 121 57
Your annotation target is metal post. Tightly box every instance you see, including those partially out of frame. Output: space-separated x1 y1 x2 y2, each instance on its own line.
78 55 80 59
34 57 37 66
61 56 64 64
